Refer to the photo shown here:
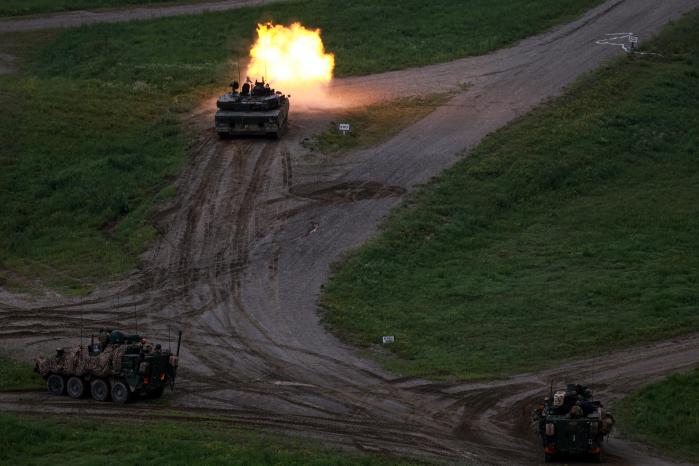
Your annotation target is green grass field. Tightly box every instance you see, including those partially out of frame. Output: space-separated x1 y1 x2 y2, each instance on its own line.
0 0 601 293
0 415 414 465
304 94 452 156
0 1 204 17
615 369 699 463
321 12 699 380
0 356 44 391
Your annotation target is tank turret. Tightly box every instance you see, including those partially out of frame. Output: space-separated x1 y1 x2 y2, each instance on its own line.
215 77 289 138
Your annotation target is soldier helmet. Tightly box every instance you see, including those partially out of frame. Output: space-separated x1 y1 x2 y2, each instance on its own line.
553 390 566 407
110 330 126 344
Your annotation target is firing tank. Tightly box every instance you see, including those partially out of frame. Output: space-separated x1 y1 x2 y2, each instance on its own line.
532 384 614 463
215 78 289 138
34 329 181 404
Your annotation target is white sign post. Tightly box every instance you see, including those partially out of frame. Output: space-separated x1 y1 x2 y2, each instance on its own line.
382 336 395 344
339 123 351 135
629 35 638 51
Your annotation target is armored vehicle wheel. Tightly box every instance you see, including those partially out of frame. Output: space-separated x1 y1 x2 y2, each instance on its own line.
90 378 110 402
47 374 65 396
111 381 130 404
66 376 85 398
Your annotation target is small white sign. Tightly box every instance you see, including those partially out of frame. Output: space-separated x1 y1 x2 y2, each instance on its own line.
339 123 351 134
629 36 639 44
382 336 395 344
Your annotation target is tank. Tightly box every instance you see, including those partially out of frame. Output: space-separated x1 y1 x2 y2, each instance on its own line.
34 329 181 404
215 78 289 138
532 383 615 463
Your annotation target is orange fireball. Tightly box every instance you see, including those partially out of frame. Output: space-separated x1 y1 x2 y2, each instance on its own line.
246 22 334 86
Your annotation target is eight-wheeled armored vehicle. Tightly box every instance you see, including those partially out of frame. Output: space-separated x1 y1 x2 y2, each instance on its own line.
533 384 614 463
35 329 181 403
215 78 289 138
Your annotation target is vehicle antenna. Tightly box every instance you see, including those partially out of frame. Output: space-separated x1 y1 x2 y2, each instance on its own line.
237 51 241 88
171 330 183 390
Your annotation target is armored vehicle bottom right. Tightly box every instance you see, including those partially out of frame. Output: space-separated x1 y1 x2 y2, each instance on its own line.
533 384 614 463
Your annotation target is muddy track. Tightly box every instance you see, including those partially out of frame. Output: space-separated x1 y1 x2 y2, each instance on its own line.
1 1 698 464
0 0 279 33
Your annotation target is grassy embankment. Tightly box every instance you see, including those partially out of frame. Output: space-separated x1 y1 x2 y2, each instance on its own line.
0 415 415 465
0 0 210 17
615 369 699 463
321 11 699 380
0 0 602 293
303 94 453 155
0 356 44 391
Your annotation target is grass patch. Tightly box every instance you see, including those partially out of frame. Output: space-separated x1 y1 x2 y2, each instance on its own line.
303 93 452 155
0 74 187 293
0 0 602 292
0 414 414 465
321 11 699 380
17 0 605 80
0 0 210 17
615 369 699 463
0 356 44 391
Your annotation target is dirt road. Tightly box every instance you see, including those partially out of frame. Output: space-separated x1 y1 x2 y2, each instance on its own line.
0 0 278 33
1 1 698 464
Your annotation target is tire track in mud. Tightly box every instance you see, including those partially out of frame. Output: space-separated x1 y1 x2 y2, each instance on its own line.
160 138 467 445
0 391 468 462
2 1 699 464
228 142 277 297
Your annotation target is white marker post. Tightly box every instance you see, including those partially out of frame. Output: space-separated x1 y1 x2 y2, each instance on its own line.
339 123 350 135
629 35 638 51
382 336 395 344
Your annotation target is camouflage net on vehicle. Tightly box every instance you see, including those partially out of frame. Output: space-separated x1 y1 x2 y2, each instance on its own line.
35 344 126 378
